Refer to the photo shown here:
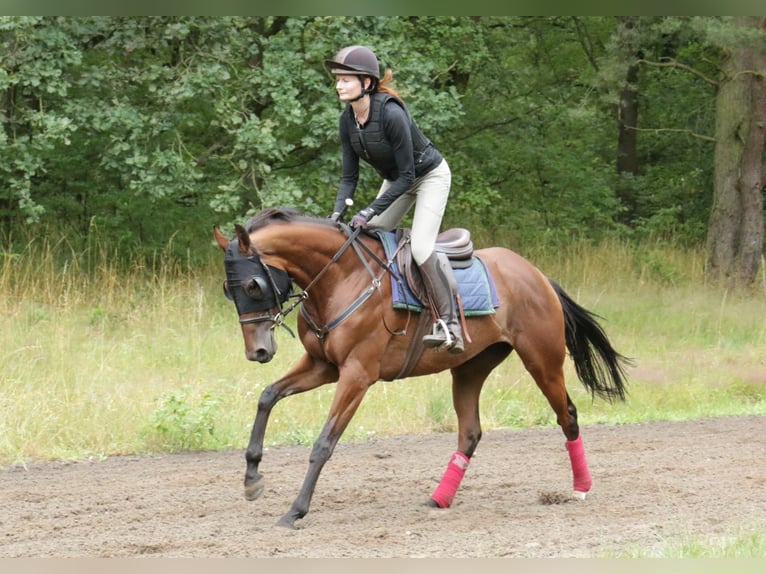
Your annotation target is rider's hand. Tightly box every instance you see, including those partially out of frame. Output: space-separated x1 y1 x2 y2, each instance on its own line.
349 207 375 229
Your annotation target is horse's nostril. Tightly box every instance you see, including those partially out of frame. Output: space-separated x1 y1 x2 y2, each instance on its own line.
248 349 272 363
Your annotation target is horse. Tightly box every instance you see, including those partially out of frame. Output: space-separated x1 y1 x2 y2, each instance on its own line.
213 207 630 529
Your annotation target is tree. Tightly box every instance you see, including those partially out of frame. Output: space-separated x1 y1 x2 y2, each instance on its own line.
706 16 766 288
0 17 79 227
448 16 621 240
0 16 478 256
3 16 758 261
615 16 641 224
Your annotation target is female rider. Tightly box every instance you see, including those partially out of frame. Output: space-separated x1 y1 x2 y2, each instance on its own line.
325 45 463 353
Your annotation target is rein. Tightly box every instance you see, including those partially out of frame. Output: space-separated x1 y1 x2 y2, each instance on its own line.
279 224 411 343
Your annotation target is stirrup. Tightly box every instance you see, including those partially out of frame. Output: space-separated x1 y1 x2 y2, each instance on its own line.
423 319 460 352
422 319 452 348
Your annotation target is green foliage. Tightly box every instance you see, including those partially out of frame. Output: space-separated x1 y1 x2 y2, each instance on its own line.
632 247 687 285
0 16 741 257
426 393 455 433
145 386 222 451
444 17 623 240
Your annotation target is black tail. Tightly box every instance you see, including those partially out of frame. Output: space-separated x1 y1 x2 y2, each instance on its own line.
549 279 631 403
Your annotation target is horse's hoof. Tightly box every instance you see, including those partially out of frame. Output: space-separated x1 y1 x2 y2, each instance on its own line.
573 490 587 500
244 476 265 501
425 497 441 508
277 515 298 529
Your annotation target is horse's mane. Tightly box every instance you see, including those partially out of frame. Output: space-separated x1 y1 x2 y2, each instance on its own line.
244 207 331 233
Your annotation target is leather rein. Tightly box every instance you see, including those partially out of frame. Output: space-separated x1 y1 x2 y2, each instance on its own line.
274 223 412 344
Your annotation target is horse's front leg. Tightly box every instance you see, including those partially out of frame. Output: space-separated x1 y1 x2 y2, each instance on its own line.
277 360 375 528
244 353 337 501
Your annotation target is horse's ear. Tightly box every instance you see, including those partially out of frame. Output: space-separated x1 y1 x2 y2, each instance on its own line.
234 224 251 255
213 226 229 251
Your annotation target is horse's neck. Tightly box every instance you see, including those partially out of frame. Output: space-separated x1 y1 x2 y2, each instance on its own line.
256 224 368 284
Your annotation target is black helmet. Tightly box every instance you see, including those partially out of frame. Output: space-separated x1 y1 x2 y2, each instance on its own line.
324 45 380 80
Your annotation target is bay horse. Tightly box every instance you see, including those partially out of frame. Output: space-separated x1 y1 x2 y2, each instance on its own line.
214 207 630 529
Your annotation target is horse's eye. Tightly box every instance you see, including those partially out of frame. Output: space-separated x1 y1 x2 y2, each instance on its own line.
243 276 267 300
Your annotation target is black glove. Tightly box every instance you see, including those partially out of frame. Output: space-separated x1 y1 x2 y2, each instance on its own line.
350 207 375 229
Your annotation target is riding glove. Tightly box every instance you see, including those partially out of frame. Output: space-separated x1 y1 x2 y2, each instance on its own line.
350 207 375 229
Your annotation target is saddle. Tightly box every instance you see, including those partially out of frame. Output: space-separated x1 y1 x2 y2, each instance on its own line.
392 227 473 305
430 227 475 268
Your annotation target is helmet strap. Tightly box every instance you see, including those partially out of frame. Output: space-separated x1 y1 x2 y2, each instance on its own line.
348 75 376 102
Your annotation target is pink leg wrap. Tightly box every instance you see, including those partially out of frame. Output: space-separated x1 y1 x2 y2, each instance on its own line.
566 435 592 494
430 451 470 508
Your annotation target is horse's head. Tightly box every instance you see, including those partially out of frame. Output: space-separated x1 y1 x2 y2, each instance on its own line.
214 224 293 363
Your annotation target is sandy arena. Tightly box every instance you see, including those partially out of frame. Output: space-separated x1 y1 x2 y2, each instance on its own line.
1 415 764 557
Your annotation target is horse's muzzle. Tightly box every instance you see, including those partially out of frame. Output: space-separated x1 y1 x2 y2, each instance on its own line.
247 348 274 363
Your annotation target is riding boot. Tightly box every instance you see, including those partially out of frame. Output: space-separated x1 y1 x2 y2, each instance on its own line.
418 252 464 353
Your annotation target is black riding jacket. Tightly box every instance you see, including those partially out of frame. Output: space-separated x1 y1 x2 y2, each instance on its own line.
333 92 443 216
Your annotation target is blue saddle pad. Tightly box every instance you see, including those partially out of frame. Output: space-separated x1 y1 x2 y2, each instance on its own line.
378 231 499 316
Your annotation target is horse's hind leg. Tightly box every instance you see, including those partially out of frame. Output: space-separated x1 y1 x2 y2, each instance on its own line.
563 394 592 498
514 313 593 497
429 343 511 508
519 346 593 498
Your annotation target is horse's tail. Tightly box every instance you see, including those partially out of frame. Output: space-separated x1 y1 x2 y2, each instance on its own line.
549 278 631 403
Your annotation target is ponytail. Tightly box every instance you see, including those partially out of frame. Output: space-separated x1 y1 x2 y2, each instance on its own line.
376 69 404 103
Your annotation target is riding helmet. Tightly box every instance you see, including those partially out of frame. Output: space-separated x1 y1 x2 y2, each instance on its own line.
324 45 380 80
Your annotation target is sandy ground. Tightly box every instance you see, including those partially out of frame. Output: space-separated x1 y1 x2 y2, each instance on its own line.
1 415 764 558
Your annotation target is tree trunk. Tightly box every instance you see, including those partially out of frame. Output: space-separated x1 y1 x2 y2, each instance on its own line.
706 16 766 288
616 16 640 224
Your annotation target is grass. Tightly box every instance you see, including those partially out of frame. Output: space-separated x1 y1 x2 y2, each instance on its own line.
601 520 766 557
1 234 764 469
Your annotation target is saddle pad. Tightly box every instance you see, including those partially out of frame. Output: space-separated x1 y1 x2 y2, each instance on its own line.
378 231 500 315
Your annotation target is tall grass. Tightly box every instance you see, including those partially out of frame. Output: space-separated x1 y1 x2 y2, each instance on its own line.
1 232 764 468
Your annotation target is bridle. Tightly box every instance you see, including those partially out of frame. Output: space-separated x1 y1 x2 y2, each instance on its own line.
223 245 295 336
225 223 411 344
233 267 296 336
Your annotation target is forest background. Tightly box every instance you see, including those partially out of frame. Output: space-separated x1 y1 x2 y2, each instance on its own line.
2 15 764 287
